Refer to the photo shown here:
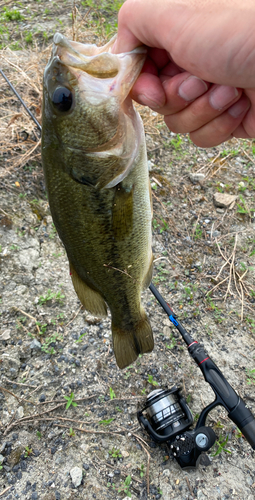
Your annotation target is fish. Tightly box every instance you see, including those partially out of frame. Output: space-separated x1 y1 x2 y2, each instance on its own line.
41 33 154 369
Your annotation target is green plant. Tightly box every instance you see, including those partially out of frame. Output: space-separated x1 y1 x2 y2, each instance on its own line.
246 368 255 385
36 431 42 440
38 289 65 306
64 392 77 410
69 427 75 437
109 387 116 400
166 334 176 350
237 195 249 215
211 435 231 457
36 322 47 335
170 133 182 151
108 447 122 459
24 446 33 457
147 374 159 386
99 418 115 425
194 225 203 240
75 331 87 343
25 31 33 44
3 8 23 21
122 475 132 497
41 332 62 354
139 464 145 478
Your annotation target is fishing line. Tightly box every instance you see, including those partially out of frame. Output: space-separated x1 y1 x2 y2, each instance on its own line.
0 68 42 133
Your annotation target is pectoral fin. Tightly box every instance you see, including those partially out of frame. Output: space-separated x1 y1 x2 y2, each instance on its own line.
70 263 107 317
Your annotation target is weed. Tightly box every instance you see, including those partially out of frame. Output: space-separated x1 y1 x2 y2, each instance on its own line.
75 331 87 343
139 464 145 478
108 475 132 497
141 388 146 395
166 334 176 350
211 435 231 457
194 225 203 240
99 418 114 425
237 195 249 215
41 332 62 354
25 31 33 44
69 427 75 437
24 446 33 458
38 289 65 306
3 8 23 21
109 387 116 400
147 374 159 386
170 134 182 151
108 447 122 459
246 368 255 385
36 431 41 440
9 245 19 251
36 322 47 335
64 392 77 410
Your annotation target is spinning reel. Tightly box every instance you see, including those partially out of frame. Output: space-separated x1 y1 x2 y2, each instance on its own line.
137 283 255 469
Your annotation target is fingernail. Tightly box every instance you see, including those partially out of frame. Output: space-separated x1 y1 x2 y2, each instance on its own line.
178 76 208 101
137 94 163 109
210 85 238 110
228 96 250 118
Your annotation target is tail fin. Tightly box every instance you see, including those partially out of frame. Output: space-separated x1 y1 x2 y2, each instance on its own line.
112 309 154 369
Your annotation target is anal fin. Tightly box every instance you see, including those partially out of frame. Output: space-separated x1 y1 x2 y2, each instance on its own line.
70 263 107 317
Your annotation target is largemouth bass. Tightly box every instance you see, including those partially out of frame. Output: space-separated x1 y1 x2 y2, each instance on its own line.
41 33 154 369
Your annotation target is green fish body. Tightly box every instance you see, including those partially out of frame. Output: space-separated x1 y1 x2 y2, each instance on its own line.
41 33 154 368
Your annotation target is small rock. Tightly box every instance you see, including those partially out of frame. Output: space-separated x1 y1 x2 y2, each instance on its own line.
30 339 41 350
16 406 24 419
0 330 11 340
70 466 83 488
163 326 171 337
213 193 237 209
121 450 129 458
189 172 205 184
80 443 89 454
0 454 4 464
39 394 46 403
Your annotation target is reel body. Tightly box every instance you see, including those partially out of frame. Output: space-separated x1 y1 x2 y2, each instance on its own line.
137 387 216 469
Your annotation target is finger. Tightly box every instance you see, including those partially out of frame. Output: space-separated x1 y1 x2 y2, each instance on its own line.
189 94 251 147
132 71 208 114
164 85 242 133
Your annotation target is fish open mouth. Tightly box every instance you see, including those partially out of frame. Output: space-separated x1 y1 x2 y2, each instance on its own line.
50 32 147 103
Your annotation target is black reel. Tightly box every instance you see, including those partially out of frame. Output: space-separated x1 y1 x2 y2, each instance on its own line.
137 387 216 469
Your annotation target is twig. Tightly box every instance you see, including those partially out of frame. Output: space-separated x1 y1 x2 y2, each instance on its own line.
0 385 35 405
64 304 82 330
103 263 137 283
132 433 151 496
12 306 40 334
0 486 12 497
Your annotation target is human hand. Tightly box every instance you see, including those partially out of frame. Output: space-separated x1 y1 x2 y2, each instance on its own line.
113 0 255 147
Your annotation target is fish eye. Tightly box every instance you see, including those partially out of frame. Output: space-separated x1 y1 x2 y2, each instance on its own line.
52 87 73 112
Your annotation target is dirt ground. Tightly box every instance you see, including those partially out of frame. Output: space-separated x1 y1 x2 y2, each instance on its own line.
0 1 255 499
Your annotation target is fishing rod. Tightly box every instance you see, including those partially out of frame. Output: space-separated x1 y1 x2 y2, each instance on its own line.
2 67 255 468
137 283 255 468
